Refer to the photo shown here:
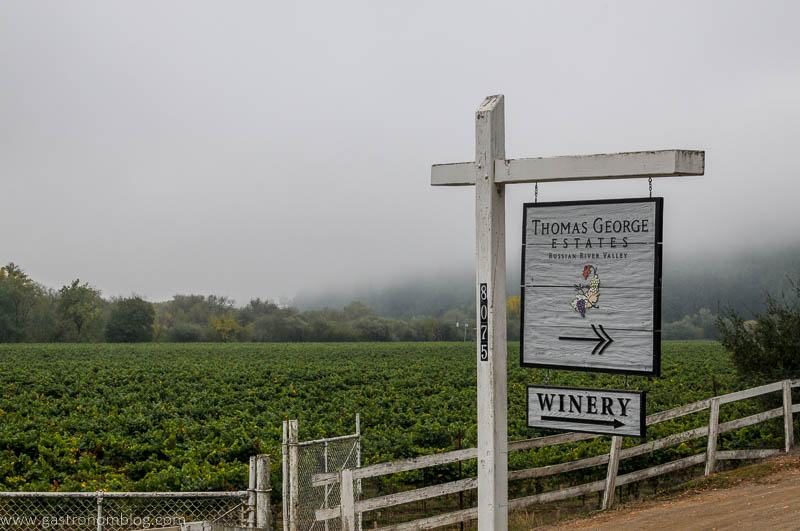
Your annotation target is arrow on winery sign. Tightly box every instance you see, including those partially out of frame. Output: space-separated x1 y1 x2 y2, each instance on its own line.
527 385 646 438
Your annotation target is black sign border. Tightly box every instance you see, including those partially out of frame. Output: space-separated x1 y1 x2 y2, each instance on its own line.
519 197 663 377
526 384 647 439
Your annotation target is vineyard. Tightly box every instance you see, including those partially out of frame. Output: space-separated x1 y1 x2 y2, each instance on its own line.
0 341 784 500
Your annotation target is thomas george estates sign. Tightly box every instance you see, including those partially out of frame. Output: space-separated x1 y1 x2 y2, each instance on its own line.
520 198 663 376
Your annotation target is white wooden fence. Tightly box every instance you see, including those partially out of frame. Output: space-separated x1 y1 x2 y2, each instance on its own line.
312 379 799 530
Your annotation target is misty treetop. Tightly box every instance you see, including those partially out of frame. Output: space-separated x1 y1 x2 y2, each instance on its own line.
0 264 469 343
4 249 798 343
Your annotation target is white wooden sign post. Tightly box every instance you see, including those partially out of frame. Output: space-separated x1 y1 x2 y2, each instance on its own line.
431 94 704 530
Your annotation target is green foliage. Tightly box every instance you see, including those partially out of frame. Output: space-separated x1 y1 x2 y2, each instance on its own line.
251 312 309 342
155 296 464 343
25 289 60 342
0 341 782 494
352 316 391 341
166 323 207 342
57 280 104 341
717 280 800 384
105 297 155 343
209 315 243 342
0 263 39 341
0 285 20 342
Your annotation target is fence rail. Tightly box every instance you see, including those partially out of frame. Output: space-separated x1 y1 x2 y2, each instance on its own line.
314 378 799 530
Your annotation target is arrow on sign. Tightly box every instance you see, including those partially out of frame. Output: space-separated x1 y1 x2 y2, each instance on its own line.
558 324 614 355
541 415 624 429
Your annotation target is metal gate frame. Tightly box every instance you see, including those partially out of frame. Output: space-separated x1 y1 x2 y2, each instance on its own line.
282 415 361 531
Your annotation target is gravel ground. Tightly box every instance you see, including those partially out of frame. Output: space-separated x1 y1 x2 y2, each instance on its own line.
543 454 800 531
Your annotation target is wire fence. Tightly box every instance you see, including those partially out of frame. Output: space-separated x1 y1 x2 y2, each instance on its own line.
0 491 248 530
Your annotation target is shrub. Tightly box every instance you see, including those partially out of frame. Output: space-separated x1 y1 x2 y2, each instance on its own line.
105 297 155 343
166 323 207 342
717 280 800 384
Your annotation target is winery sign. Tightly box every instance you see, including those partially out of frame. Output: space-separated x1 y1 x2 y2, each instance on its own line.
527 385 646 438
520 198 663 376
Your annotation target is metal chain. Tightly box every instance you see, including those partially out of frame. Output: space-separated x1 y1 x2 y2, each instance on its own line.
648 177 653 198
534 182 539 203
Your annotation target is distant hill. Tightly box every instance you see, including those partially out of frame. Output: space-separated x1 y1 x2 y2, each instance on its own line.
294 270 475 319
294 246 800 322
662 245 800 320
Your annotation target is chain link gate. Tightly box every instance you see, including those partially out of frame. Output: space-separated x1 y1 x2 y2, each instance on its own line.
283 416 361 531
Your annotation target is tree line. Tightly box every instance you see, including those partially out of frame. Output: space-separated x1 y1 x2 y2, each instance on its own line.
0 263 475 343
7 257 790 343
0 264 154 343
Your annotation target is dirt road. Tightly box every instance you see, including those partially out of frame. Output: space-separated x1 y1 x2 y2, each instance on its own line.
546 455 800 530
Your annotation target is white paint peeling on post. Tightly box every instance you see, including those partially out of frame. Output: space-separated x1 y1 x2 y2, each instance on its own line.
783 380 794 452
288 420 299 531
499 150 704 183
704 398 720 476
323 441 330 531
339 469 356 531
281 421 289 531
256 454 271 529
355 413 362 531
96 491 102 531
601 436 622 510
430 161 474 186
474 94 508 531
248 456 257 528
432 149 705 186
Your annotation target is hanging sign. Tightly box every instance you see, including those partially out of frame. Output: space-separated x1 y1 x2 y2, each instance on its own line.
520 198 662 375
528 385 646 437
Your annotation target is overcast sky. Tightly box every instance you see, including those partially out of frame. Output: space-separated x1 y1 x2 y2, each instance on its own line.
2 1 799 303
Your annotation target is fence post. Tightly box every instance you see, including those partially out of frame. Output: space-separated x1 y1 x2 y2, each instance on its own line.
705 397 720 476
339 469 356 531
288 420 299 531
355 413 362 531
248 456 257 528
282 421 289 531
601 436 622 510
96 491 103 531
783 380 794 453
323 441 330 531
256 454 271 529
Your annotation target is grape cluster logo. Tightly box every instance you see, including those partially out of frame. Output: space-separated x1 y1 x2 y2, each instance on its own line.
570 265 600 318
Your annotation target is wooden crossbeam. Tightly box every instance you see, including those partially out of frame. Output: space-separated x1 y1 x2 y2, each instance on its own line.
431 149 705 186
